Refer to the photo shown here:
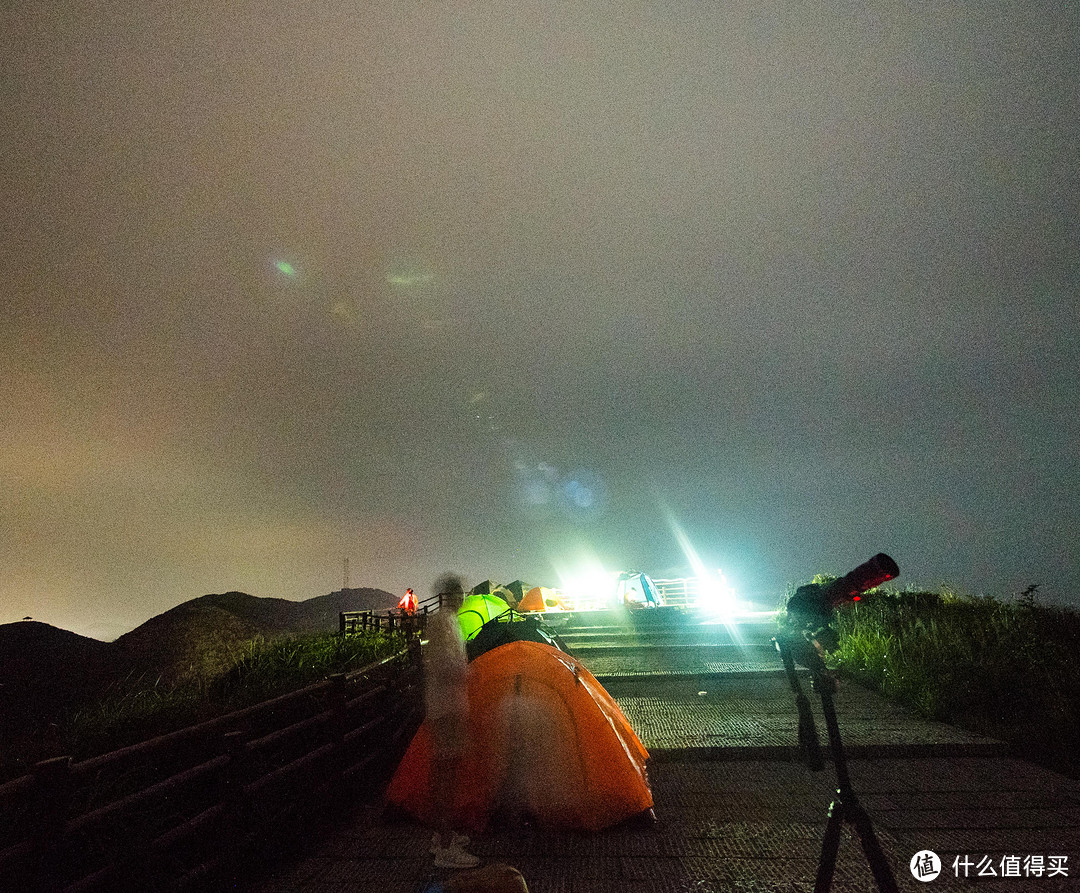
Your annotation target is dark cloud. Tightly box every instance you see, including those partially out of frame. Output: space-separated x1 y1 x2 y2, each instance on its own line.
3 1 1077 636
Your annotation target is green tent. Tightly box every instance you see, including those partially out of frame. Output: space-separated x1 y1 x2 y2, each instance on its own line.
458 593 511 641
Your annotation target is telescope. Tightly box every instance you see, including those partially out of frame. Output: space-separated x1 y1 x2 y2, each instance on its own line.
774 553 901 893
781 552 898 655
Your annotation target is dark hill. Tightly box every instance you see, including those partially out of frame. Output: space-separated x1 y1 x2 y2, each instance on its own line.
0 621 136 729
114 588 397 681
291 588 401 632
1 588 399 762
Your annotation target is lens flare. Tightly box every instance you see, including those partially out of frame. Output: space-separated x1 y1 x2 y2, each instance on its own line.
668 518 739 618
386 272 435 287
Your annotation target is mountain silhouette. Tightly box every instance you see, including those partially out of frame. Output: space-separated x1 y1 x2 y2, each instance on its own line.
0 587 398 771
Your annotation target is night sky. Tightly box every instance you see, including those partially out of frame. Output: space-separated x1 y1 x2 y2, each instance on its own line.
4 1 1078 640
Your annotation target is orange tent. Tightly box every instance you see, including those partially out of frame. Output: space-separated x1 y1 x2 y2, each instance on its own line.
386 641 652 833
516 586 567 613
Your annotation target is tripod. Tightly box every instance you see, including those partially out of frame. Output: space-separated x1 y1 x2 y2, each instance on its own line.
774 635 899 893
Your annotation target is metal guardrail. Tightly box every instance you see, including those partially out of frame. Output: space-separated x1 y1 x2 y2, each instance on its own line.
0 647 424 892
651 578 702 608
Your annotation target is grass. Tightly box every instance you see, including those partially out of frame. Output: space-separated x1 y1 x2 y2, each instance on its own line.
54 629 406 766
829 589 1080 775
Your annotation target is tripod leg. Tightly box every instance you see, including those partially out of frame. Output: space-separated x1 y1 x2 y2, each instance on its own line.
797 691 824 771
849 801 899 893
813 796 844 893
774 637 824 770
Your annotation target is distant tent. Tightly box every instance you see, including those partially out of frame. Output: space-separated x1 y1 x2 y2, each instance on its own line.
504 580 530 603
398 589 418 613
457 593 511 641
386 641 652 832
469 579 496 596
616 572 660 607
490 586 517 608
517 586 568 613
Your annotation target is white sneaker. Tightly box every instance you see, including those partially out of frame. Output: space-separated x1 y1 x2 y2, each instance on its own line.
433 840 480 869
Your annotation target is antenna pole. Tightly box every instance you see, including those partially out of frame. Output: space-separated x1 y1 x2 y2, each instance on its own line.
343 557 350 592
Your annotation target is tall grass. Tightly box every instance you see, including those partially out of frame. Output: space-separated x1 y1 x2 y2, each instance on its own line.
831 590 1080 774
58 629 405 763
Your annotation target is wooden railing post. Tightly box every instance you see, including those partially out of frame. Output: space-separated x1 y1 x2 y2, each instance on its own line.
200 727 251 888
222 730 250 856
29 756 72 892
328 674 347 748
328 673 349 795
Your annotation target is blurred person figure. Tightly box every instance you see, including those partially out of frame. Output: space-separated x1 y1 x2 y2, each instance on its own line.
426 574 479 869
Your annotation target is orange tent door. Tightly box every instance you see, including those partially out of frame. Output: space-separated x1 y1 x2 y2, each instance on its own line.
386 641 652 833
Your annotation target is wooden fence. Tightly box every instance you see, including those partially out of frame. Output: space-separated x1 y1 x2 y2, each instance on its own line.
340 592 442 637
340 608 427 636
0 645 423 892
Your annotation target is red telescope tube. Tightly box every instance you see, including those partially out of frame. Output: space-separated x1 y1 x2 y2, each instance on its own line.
820 553 899 608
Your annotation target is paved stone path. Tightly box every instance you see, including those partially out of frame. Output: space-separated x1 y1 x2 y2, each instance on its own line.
608 672 1004 757
245 615 1080 892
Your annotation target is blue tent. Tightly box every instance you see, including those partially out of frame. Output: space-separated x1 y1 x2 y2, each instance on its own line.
616 571 660 607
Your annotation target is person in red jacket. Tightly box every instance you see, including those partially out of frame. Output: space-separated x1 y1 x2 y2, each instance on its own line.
398 587 418 614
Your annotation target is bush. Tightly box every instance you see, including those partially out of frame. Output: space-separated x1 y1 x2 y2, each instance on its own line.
61 630 404 761
831 591 1080 773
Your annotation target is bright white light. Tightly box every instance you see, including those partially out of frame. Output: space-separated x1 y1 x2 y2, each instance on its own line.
694 568 739 616
556 560 618 610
